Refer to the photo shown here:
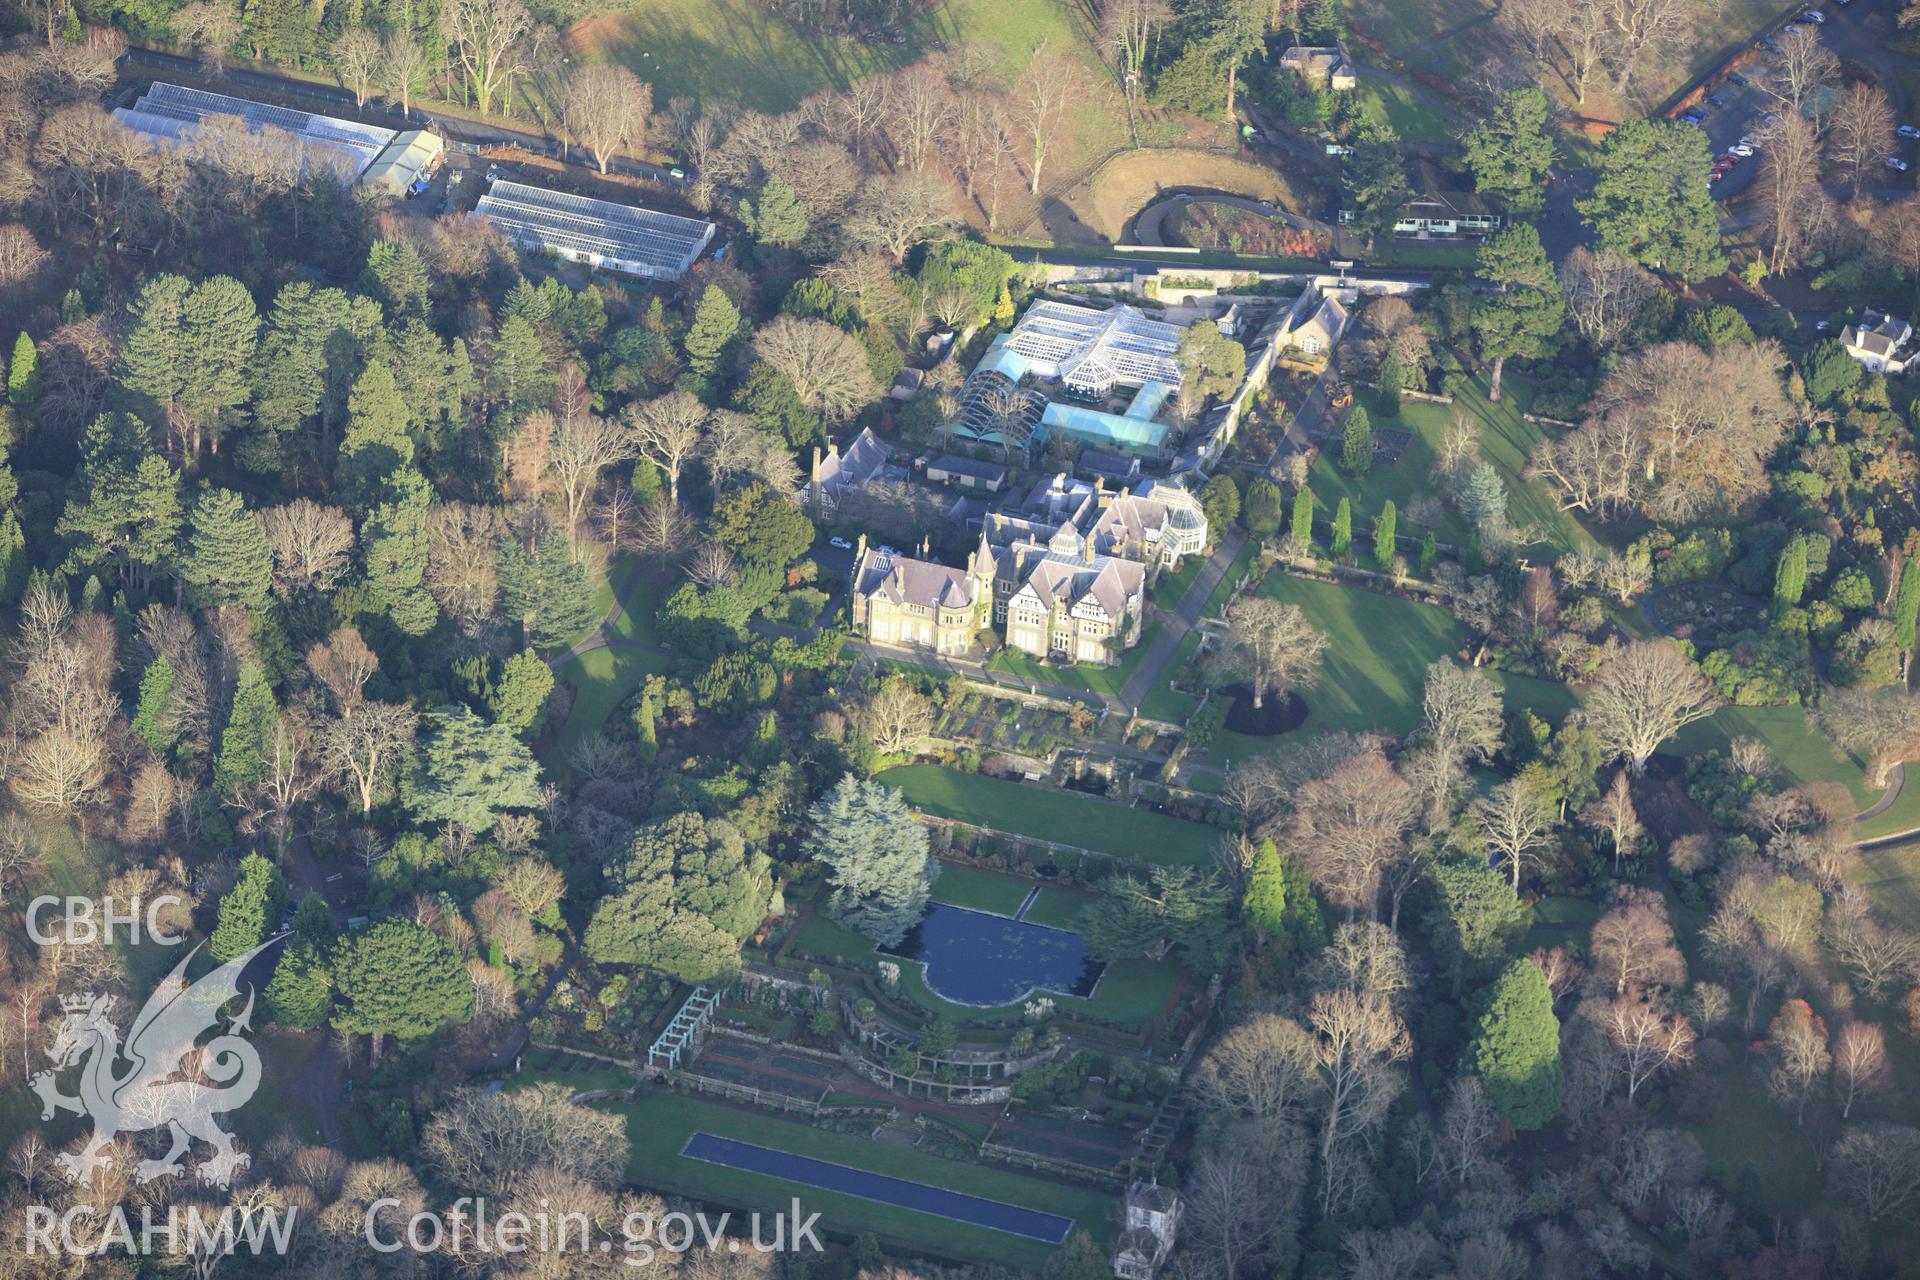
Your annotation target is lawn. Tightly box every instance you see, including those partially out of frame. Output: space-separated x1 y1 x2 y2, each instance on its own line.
1138 630 1203 723
878 764 1221 868
1306 378 1598 560
508 1047 635 1095
988 618 1162 700
1020 885 1095 930
1672 704 1878 811
600 1090 1114 1268
545 643 672 767
790 903 1182 1028
1354 71 1459 144
1532 895 1602 927
1209 575 1579 756
571 0 1095 116
930 863 1034 916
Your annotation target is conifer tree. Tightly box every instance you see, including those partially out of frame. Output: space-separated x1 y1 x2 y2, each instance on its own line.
209 851 288 963
1332 497 1352 556
1291 485 1314 547
1420 531 1438 578
683 285 742 383
214 664 279 798
805 776 937 946
179 487 272 609
265 938 333 1028
1377 349 1404 417
362 469 438 636
1471 958 1563 1129
1374 500 1397 572
7 332 36 408
337 360 415 511
487 649 554 734
1340 404 1373 475
402 704 544 832
132 656 179 755
1773 538 1808 615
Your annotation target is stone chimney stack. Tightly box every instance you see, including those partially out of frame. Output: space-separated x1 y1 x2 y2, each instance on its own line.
856 533 868 562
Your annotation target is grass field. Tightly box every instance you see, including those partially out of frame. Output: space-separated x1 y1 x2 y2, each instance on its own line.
570 0 1094 115
1307 378 1598 560
1343 0 1793 120
1020 885 1095 929
988 619 1161 699
1354 71 1460 144
543 562 670 766
791 902 1182 1027
930 863 1034 915
878 764 1221 867
600 1090 1113 1267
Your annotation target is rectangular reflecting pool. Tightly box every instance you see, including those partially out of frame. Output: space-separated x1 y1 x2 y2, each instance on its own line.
681 1132 1076 1243
882 902 1104 1008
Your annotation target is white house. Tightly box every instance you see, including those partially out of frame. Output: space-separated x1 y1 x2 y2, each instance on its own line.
1839 312 1916 374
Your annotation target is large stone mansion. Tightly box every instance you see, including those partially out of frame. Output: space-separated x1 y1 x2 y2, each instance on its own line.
849 473 1207 667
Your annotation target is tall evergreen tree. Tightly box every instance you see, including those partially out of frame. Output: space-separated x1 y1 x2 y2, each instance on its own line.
117 275 259 455
265 938 333 1028
251 283 383 446
332 917 474 1063
360 239 432 321
209 851 288 964
1243 477 1285 538
1461 87 1555 214
361 469 438 636
805 776 938 946
1577 118 1727 282
1377 348 1404 417
56 412 182 592
487 314 553 423
7 332 37 408
132 655 180 755
498 531 597 649
487 649 554 734
1374 499 1397 572
1773 538 1809 615
745 175 810 248
336 360 415 511
684 285 742 383
214 664 279 798
1424 858 1530 998
402 704 544 832
1332 497 1352 556
1470 958 1563 1129
1340 404 1373 474
179 487 272 609
1472 224 1563 401
1291 485 1315 547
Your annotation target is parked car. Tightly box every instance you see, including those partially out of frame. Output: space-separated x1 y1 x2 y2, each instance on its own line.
1761 36 1781 51
1730 143 1754 157
1900 125 1920 139
1708 170 1725 183
1762 112 1780 123
1324 143 1353 156
1800 9 1824 22
1680 110 1705 124
1727 72 1749 86
1888 157 1911 172
1705 93 1726 107
829 536 854 551
1739 135 1759 147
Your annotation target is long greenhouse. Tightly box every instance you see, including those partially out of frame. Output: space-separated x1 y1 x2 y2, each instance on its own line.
114 82 398 178
471 179 716 281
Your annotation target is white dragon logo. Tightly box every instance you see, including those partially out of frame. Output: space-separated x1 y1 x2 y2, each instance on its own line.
30 937 281 1191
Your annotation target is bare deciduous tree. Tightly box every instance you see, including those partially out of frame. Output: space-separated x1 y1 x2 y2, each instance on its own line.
1603 997 1695 1103
1436 1076 1503 1188
847 169 955 262
259 499 354 597
318 700 417 816
1293 752 1416 925
624 390 710 503
1013 48 1081 196
1765 998 1831 1126
1756 111 1828 276
1560 246 1657 348
443 0 530 117
855 677 935 758
1834 1021 1889 1119
1210 598 1328 710
1474 776 1559 890
1832 1123 1920 1221
1586 639 1719 774
171 1 242 76
630 494 695 560
883 64 953 173
1579 768 1643 874
379 31 430 117
684 542 738 591
426 502 505 633
563 64 651 175
1828 81 1895 199
1816 686 1920 789
751 317 881 424
1309 988 1410 1214
1762 26 1838 121
330 29 383 108
547 403 634 557
1590 887 1686 995
307 625 380 718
